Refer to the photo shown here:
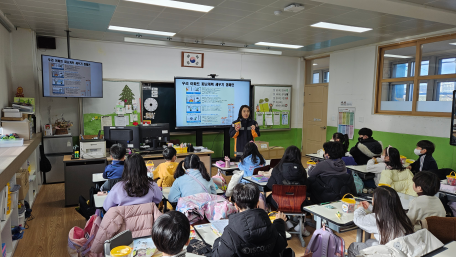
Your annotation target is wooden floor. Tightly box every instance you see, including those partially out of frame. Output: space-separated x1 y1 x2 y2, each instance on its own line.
12 159 357 256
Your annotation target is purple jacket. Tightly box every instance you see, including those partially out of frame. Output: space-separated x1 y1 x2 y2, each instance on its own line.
103 181 163 211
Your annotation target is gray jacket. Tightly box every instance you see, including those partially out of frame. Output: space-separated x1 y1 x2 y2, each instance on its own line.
308 158 347 177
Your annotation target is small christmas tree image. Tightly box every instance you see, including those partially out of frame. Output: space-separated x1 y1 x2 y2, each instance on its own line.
119 85 135 106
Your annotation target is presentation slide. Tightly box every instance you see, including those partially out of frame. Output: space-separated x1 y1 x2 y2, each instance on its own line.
42 55 103 98
175 78 250 128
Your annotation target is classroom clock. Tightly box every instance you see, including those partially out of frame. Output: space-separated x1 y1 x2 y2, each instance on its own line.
144 98 158 112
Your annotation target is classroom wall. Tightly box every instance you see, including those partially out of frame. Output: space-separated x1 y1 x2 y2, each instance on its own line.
326 45 456 169
34 37 305 156
0 25 12 112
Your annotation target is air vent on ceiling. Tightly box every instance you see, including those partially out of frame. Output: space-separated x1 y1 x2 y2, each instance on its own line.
284 3 305 13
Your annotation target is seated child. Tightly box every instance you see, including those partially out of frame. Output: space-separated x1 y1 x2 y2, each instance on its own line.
211 183 288 257
407 171 446 230
153 147 179 188
348 186 414 257
238 142 266 179
367 146 396 186
168 154 216 203
308 141 347 177
378 147 417 196
101 144 126 191
151 211 191 257
408 140 438 174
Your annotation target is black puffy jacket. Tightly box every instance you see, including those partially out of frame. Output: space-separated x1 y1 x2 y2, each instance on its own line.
229 118 260 157
349 137 383 165
265 162 307 192
211 209 288 257
306 173 357 205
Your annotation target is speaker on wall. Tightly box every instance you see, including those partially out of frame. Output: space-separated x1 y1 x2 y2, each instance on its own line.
37 36 56 49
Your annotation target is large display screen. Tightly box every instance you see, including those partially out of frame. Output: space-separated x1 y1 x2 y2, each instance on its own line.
175 77 251 129
42 55 103 98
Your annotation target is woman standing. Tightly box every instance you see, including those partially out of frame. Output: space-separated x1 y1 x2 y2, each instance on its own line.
229 105 260 160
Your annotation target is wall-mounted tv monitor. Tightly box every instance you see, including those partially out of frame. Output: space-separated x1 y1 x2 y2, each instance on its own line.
175 77 251 129
42 55 103 98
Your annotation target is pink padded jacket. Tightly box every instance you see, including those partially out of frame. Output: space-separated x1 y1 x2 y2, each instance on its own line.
91 203 162 253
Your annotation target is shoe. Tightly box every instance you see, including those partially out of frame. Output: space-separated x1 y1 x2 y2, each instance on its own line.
286 221 295 230
294 223 311 237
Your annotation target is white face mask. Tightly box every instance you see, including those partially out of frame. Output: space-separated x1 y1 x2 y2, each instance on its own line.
330 138 334 142
414 149 422 156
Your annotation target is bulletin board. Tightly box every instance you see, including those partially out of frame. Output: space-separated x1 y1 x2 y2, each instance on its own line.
141 82 179 132
83 81 141 135
338 107 355 139
253 85 291 130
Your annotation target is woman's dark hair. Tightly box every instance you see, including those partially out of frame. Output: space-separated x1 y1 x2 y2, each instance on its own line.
232 183 260 210
372 186 414 245
413 171 440 196
385 147 404 171
323 141 345 159
333 133 349 153
417 140 435 155
152 211 190 255
237 105 252 120
240 142 266 166
121 153 153 197
174 154 210 181
162 147 177 160
278 145 303 167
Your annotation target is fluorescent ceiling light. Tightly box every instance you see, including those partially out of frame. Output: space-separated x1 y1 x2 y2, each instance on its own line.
313 63 317 65
125 37 171 45
240 48 282 55
255 42 303 49
384 54 412 58
124 0 214 12
450 43 456 45
109 25 175 36
311 22 372 33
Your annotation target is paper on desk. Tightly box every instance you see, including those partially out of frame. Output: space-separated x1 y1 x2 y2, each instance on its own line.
265 112 273 125
274 112 281 125
210 219 229 235
114 116 127 126
101 116 112 130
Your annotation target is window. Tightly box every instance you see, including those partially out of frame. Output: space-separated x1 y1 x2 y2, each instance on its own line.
376 35 456 116
310 57 330 84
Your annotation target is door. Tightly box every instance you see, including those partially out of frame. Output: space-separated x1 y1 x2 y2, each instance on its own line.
302 84 328 155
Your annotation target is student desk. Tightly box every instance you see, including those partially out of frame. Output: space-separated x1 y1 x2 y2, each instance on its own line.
93 173 107 183
64 150 214 207
439 180 456 202
212 162 239 176
305 153 324 161
423 241 456 257
346 163 410 180
242 176 268 188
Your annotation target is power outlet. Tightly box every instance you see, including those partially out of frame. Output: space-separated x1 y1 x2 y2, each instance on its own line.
359 117 364 122
331 116 336 121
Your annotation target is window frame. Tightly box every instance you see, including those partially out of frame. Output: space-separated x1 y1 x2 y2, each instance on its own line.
375 34 456 117
312 69 330 84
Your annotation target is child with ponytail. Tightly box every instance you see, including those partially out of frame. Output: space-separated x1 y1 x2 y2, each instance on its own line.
332 132 350 154
168 154 217 203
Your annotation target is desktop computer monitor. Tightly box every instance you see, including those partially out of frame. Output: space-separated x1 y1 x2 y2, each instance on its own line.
138 123 169 150
103 126 140 150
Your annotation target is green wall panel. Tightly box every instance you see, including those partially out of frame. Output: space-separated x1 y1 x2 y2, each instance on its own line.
326 126 456 170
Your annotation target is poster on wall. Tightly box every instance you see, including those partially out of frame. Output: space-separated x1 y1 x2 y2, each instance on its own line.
253 85 292 130
338 107 355 139
83 81 141 135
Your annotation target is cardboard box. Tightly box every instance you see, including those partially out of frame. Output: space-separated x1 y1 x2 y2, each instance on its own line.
259 148 270 160
1 120 32 140
269 146 285 160
254 141 269 150
16 169 29 200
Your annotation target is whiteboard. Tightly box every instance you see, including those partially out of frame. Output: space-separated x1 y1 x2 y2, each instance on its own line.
82 81 141 135
253 85 292 131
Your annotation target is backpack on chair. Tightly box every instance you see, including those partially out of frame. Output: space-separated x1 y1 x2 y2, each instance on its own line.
304 224 345 257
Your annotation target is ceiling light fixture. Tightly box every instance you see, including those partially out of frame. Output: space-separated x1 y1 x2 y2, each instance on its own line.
255 42 303 49
449 43 456 45
313 63 317 65
239 48 282 55
109 25 175 36
311 22 372 33
124 0 214 12
384 54 412 58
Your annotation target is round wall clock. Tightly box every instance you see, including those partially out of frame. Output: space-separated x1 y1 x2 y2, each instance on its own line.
144 98 158 112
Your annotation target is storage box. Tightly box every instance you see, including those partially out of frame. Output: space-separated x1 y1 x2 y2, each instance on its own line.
16 170 29 200
0 138 24 147
259 148 270 160
269 146 285 159
1 113 28 121
1 120 32 140
254 141 269 150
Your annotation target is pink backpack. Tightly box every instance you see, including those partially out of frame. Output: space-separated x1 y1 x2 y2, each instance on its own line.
177 193 237 223
68 210 103 257
204 194 237 220
211 171 227 191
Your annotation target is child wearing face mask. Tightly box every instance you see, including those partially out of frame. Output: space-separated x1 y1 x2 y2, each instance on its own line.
367 146 394 186
407 140 438 174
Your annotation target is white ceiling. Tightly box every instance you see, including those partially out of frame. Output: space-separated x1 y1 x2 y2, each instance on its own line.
0 0 455 56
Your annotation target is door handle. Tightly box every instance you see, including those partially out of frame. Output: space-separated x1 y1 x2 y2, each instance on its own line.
321 126 326 129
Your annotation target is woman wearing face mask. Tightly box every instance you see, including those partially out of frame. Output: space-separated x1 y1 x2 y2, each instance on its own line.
229 105 260 161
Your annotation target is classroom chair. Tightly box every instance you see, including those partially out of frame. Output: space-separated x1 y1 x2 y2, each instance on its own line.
272 185 307 248
104 230 133 254
270 159 281 168
253 165 271 176
421 216 456 244
429 168 453 180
